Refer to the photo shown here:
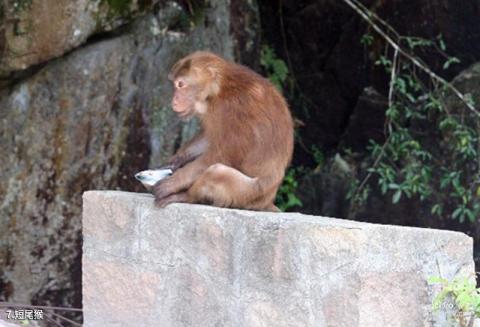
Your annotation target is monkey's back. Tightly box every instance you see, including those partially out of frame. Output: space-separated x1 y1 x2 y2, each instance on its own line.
204 63 294 184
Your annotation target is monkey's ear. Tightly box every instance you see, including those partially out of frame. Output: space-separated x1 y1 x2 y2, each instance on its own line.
168 62 180 81
206 66 219 79
207 71 220 96
169 58 192 81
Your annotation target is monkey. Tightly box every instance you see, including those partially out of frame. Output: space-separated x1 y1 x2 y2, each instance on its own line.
153 51 294 211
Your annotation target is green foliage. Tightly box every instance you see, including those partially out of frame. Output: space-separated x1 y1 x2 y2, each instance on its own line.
311 145 325 167
12 0 32 14
276 168 303 211
443 57 461 70
429 275 480 326
403 36 433 49
102 0 132 15
175 0 206 28
349 33 480 222
347 179 370 205
360 33 374 46
260 45 289 91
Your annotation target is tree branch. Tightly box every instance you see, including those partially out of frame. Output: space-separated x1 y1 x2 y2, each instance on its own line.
342 0 480 117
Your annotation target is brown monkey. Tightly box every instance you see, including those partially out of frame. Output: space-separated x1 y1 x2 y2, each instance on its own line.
153 51 294 211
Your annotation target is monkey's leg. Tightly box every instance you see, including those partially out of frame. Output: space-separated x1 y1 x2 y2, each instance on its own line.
265 204 281 212
187 163 276 210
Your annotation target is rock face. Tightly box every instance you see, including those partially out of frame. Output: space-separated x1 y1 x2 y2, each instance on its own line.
0 0 154 77
0 0 260 315
83 191 474 326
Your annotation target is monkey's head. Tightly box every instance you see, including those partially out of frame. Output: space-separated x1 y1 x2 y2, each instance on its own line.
168 52 222 119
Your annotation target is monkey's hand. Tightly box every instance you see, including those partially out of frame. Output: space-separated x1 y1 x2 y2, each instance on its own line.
153 159 207 207
154 156 185 173
155 164 176 172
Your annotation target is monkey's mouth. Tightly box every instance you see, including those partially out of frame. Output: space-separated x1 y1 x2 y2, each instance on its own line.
176 109 194 120
172 103 193 118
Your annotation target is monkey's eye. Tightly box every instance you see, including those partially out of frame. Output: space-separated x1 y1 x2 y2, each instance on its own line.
176 80 185 88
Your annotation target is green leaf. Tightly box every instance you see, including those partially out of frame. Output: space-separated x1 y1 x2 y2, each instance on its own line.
439 38 446 51
466 210 476 223
443 57 461 70
395 77 407 93
452 207 463 220
388 183 400 190
431 204 443 216
456 292 471 311
428 276 447 284
360 33 374 46
392 190 402 204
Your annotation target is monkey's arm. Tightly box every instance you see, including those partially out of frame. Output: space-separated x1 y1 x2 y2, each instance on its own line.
164 132 208 171
154 155 210 204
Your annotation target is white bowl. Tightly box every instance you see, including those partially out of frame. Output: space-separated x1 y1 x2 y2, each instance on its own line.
135 168 173 188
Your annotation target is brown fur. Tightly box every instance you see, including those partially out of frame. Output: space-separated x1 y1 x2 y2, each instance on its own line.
154 51 294 211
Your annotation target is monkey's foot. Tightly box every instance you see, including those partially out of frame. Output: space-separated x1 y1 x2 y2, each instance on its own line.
155 192 188 208
153 178 177 201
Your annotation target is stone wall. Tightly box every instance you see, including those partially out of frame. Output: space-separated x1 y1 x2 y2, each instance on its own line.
83 191 474 326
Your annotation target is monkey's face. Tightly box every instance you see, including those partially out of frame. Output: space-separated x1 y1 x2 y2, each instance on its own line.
171 77 197 119
169 53 222 119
